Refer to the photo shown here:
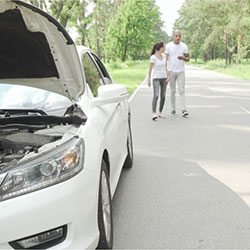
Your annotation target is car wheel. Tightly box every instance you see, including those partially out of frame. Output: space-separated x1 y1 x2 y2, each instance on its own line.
123 115 133 168
97 160 113 249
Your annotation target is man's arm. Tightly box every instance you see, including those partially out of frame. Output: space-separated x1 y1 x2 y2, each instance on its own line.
177 53 190 62
183 52 190 62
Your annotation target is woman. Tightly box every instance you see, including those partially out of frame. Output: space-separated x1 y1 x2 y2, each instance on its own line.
148 42 169 121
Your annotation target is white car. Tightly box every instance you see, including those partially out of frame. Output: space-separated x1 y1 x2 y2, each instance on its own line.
0 1 133 249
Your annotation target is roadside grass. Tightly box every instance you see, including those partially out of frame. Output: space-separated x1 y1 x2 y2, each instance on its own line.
105 58 249 96
188 59 250 81
105 60 149 95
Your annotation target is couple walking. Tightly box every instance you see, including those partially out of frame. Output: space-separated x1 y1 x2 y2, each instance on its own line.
148 30 190 121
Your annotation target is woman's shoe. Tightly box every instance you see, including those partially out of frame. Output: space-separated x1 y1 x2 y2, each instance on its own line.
152 113 158 121
158 113 165 118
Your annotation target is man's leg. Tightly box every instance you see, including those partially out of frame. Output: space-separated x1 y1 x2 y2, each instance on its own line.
169 72 177 113
177 71 188 116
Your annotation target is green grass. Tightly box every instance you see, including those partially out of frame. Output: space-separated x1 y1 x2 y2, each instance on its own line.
188 59 250 81
105 58 249 96
105 60 149 95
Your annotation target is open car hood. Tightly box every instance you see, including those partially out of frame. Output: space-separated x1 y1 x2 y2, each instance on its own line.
0 0 85 102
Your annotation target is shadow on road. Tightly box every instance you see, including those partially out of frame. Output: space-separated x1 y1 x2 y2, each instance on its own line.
113 154 250 249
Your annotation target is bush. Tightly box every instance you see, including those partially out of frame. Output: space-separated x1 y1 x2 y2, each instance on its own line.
109 62 123 70
125 61 137 67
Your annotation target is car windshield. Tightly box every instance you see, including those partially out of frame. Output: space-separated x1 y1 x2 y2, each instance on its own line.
0 83 72 116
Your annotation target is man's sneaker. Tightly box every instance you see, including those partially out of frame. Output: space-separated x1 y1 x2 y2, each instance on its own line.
171 110 176 115
182 110 189 117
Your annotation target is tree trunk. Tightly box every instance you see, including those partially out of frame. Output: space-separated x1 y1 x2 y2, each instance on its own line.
219 34 222 59
56 2 64 21
211 44 215 60
122 42 128 62
231 36 236 64
81 35 85 46
225 29 228 64
237 33 242 63
214 43 217 60
115 0 123 6
39 0 46 9
60 16 68 28
228 35 231 65
95 4 100 57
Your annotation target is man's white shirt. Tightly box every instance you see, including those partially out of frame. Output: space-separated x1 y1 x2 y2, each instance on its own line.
165 41 188 72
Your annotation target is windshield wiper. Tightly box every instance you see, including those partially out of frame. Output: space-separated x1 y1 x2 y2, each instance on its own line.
0 124 47 130
0 109 47 117
0 115 85 126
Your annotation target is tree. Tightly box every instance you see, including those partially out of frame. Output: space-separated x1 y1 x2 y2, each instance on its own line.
174 0 250 64
23 0 168 62
86 0 116 59
26 0 47 10
48 0 77 28
68 0 93 46
105 0 163 61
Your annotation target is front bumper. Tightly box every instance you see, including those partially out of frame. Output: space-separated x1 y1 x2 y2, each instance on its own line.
0 169 100 249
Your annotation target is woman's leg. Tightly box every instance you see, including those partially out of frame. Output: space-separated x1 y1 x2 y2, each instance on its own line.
159 78 167 113
152 79 160 113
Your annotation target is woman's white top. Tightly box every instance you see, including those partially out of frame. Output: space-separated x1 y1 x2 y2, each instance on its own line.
150 53 167 79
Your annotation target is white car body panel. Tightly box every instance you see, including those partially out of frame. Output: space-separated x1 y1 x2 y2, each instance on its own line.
0 0 85 102
0 169 100 249
0 0 132 249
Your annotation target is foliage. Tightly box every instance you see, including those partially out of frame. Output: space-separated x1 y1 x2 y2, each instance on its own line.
86 0 116 59
69 0 93 46
174 0 250 64
23 0 167 62
48 0 77 28
104 0 164 61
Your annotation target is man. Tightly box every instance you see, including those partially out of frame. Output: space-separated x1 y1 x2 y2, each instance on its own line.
165 30 190 117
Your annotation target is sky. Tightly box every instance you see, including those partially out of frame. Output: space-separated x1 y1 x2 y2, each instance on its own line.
155 0 185 36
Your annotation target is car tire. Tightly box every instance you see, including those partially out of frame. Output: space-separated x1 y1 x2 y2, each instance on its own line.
123 115 133 168
97 160 113 249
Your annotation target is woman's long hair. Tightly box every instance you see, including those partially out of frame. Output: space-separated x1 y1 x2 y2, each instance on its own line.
151 42 165 55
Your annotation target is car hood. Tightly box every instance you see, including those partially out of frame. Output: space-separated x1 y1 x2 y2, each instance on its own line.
0 0 84 102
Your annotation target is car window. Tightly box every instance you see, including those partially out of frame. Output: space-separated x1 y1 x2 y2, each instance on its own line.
81 53 103 97
91 53 111 82
0 84 72 116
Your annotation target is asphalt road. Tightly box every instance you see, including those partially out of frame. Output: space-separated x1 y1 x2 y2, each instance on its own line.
112 65 250 249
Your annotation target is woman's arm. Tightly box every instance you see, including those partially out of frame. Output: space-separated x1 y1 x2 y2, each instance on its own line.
165 54 170 83
148 62 153 87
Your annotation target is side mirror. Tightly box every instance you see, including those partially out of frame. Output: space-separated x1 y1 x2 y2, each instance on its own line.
103 77 112 85
91 84 128 108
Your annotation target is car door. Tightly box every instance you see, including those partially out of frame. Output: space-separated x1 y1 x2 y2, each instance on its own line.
81 52 127 180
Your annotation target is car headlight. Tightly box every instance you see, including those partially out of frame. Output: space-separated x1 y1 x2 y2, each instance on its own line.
0 138 84 202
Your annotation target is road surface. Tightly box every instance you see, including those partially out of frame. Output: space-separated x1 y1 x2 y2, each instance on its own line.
113 65 250 249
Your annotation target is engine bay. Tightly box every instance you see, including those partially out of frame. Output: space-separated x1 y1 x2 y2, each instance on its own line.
0 130 61 170
0 113 85 172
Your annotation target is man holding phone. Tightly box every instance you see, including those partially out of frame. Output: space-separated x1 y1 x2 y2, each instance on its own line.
165 30 190 117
